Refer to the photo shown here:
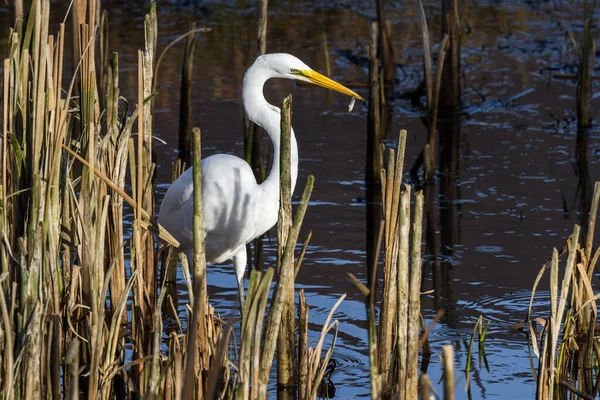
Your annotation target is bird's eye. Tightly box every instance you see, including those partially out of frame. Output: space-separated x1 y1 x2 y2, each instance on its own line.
290 68 299 74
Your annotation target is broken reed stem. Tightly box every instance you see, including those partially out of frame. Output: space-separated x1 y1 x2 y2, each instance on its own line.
260 175 314 383
278 95 293 264
396 183 411 398
133 47 147 393
405 191 424 398
141 4 157 360
377 130 407 388
105 52 127 323
443 345 455 400
419 374 433 400
182 127 208 398
298 290 309 400
368 223 385 399
62 143 180 247
277 95 296 396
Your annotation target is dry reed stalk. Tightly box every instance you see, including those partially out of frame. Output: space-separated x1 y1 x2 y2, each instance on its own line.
142 1 158 323
524 201 600 400
104 53 129 322
350 133 429 400
277 95 297 398
377 146 398 383
405 190 424 398
377 130 407 389
149 259 171 396
419 374 434 399
181 127 209 398
132 49 147 393
305 295 345 400
346 226 385 399
66 339 81 400
442 345 455 400
294 231 312 278
395 182 411 398
129 5 159 387
0 2 206 398
298 290 309 399
10 0 24 32
237 268 274 399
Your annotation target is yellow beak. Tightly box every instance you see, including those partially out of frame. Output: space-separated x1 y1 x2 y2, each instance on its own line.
300 69 365 101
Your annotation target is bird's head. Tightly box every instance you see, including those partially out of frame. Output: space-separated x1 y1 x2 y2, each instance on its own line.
257 53 365 102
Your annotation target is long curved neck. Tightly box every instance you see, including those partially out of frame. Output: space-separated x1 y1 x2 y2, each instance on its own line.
243 62 299 198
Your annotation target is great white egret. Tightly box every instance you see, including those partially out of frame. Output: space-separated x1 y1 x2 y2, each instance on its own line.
158 53 363 309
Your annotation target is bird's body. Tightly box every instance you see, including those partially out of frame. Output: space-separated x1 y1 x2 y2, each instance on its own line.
158 53 362 309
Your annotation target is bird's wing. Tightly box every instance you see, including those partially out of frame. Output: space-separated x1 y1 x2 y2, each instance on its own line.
157 154 260 262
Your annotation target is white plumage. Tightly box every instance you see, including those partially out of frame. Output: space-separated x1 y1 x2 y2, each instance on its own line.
158 53 363 309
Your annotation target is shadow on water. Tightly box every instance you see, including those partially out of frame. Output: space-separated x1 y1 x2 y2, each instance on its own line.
438 0 461 330
576 125 592 233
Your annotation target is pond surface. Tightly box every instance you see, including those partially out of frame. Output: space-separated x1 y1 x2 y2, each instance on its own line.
111 1 600 398
4 0 600 398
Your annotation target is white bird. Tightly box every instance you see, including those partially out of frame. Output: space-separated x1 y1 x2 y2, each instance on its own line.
158 53 363 309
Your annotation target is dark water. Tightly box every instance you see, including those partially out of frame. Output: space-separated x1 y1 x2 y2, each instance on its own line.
3 0 599 398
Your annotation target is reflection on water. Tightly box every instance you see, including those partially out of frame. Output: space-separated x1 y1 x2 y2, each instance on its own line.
2 0 597 398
